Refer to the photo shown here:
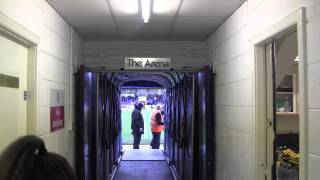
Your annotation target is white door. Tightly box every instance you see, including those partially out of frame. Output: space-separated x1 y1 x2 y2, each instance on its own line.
0 35 28 153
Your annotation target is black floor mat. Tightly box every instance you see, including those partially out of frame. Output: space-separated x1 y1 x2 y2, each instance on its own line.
113 161 173 180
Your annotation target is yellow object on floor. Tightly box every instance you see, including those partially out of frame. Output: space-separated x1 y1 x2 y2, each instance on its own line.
281 148 299 167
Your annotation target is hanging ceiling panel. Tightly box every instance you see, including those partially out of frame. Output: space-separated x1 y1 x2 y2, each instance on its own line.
179 0 241 16
171 28 213 40
109 0 139 16
152 0 180 16
174 17 222 28
116 16 144 28
145 17 175 28
49 0 111 17
66 17 116 29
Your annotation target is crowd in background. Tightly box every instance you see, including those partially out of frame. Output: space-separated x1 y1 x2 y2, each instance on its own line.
121 95 137 105
121 88 166 107
146 95 164 105
121 94 164 106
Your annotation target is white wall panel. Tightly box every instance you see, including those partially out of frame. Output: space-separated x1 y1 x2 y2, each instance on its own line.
209 2 248 50
316 0 320 17
223 106 253 134
43 11 71 42
233 79 252 106
216 84 234 106
215 26 250 64
308 154 320 180
39 51 69 84
306 18 320 64
308 110 320 156
41 132 58 153
234 132 249 159
307 63 320 108
38 107 50 135
57 127 75 166
40 30 70 62
215 106 225 126
216 51 251 85
223 128 236 155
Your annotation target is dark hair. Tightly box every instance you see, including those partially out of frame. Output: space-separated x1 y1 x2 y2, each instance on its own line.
134 102 144 110
0 135 76 180
137 102 144 109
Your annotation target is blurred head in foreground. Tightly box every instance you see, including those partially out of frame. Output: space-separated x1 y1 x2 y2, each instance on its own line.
0 135 76 180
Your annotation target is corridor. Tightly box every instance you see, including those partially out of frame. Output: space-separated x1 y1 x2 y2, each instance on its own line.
114 149 173 180
1 0 320 180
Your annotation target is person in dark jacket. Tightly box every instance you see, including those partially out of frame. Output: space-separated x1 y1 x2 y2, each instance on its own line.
131 102 144 149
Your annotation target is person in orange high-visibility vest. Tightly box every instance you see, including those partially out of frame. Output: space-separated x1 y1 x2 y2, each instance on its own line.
150 105 164 149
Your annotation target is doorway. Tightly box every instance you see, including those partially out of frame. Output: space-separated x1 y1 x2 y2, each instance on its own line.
120 87 166 147
273 32 299 180
0 14 38 153
254 8 307 180
266 30 300 180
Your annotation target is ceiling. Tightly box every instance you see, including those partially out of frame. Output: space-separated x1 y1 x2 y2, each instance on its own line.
48 0 244 41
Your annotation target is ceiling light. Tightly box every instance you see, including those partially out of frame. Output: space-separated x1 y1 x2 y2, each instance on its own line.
142 0 151 23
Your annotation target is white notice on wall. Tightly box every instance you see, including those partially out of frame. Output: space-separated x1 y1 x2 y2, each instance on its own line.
50 89 64 107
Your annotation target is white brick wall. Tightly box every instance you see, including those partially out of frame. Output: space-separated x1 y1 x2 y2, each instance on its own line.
0 0 84 167
209 0 320 179
306 14 320 179
84 41 208 69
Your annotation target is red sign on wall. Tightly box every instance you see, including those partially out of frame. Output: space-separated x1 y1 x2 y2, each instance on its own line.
50 106 64 132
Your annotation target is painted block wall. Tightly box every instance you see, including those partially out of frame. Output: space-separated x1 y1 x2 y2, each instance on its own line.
0 0 84 167
84 41 208 70
208 0 320 179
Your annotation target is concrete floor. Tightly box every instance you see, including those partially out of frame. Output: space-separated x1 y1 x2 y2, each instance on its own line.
114 148 173 180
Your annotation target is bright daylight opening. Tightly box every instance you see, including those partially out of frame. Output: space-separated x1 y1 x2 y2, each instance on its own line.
121 88 165 148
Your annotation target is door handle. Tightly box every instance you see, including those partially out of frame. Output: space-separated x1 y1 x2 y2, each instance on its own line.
23 90 27 101
267 118 273 127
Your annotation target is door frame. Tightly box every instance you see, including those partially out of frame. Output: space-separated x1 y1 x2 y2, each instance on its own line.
0 12 40 135
252 8 307 180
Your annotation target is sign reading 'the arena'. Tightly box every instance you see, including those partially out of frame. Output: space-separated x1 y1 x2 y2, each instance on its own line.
124 57 171 70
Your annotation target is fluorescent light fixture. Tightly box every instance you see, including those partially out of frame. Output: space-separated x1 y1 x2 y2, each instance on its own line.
142 0 151 23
